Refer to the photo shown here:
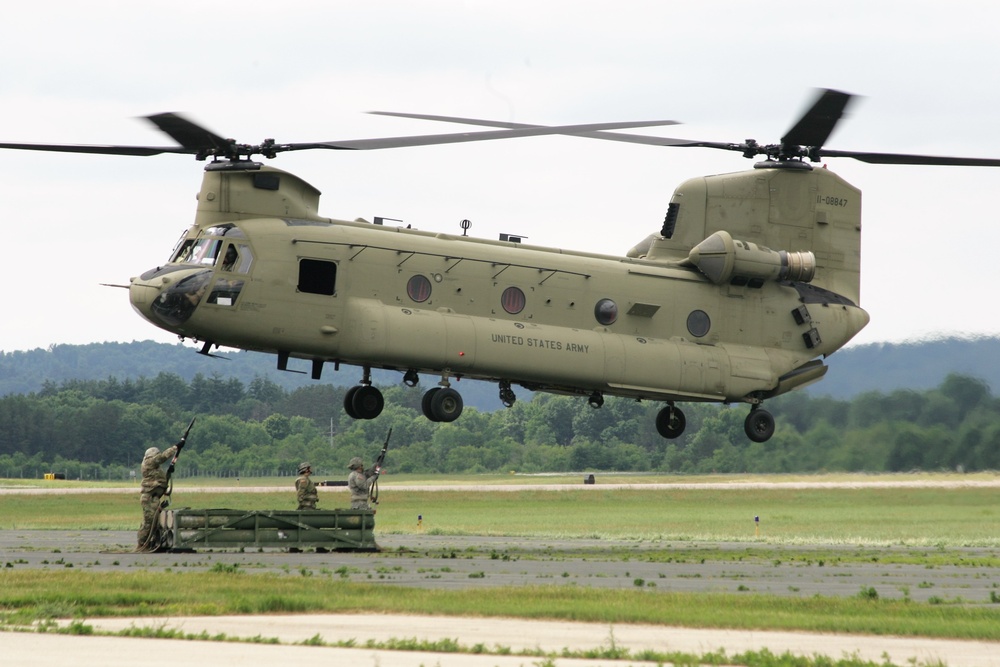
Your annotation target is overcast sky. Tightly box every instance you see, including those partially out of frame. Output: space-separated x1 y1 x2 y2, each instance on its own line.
2 0 999 354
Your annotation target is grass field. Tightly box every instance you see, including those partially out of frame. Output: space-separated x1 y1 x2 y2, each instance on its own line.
3 473 1000 661
3 473 1000 547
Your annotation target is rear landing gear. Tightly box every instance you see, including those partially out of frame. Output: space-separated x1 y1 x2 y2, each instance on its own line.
744 405 775 443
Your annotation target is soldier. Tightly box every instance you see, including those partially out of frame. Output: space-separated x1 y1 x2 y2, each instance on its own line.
137 441 181 549
295 462 318 510
347 456 376 509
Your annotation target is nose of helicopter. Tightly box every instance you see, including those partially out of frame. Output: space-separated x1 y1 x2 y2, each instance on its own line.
129 267 213 330
128 277 160 325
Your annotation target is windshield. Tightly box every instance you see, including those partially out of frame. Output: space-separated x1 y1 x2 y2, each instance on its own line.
171 225 248 267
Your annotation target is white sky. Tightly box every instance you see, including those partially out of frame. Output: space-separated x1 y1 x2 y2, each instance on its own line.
2 0 999 352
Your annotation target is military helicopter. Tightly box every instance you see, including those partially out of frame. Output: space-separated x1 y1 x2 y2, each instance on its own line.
4 89 998 442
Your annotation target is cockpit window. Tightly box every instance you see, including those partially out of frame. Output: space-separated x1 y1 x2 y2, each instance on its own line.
204 225 244 237
169 232 192 263
220 243 254 274
172 226 248 266
189 237 223 265
221 245 239 272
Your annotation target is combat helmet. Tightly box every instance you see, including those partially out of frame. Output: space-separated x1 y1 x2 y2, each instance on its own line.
297 461 311 474
348 456 363 470
144 447 160 459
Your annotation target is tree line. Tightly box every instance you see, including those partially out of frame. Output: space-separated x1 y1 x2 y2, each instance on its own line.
0 372 997 480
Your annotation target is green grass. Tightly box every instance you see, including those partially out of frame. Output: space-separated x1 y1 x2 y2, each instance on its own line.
4 475 1000 547
3 473 1000 653
3 569 999 641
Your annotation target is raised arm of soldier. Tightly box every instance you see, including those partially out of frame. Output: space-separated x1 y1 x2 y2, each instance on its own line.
136 442 181 549
347 456 374 509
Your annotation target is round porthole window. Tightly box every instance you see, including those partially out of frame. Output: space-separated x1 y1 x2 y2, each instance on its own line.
687 310 711 337
594 298 618 325
501 286 526 314
407 274 432 303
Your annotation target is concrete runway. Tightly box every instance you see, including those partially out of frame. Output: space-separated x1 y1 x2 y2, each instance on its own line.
3 529 1000 665
7 614 1000 667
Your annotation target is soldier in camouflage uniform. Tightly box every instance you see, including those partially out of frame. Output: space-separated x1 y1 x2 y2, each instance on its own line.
347 456 376 509
295 462 318 509
137 442 181 549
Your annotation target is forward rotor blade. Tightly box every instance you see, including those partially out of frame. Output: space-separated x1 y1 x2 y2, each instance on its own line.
382 110 1000 167
367 112 700 148
287 119 682 151
145 112 232 152
0 142 192 156
0 113 225 157
0 118 681 159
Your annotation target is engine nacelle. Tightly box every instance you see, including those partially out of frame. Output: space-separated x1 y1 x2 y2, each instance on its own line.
687 230 816 286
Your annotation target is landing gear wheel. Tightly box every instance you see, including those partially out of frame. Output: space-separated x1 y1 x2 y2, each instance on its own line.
351 385 384 420
744 407 775 443
343 386 361 419
421 387 441 422
655 405 686 439
499 380 516 408
429 386 464 422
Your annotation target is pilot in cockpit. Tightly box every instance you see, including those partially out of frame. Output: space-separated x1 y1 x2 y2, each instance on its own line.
221 245 239 272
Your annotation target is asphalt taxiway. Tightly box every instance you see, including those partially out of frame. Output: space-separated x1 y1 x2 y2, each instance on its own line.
3 529 1000 666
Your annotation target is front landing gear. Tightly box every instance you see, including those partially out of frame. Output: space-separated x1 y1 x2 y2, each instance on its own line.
344 385 384 420
421 386 464 422
655 403 686 439
744 405 775 443
344 366 384 420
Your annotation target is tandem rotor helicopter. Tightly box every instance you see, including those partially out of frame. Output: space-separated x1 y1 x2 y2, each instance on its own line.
5 89 999 442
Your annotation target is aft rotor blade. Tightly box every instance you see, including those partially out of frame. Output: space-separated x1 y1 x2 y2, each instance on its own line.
381 110 1000 167
818 148 1000 167
780 88 854 151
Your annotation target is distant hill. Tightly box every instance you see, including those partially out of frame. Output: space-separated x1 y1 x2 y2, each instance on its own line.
1 336 998 406
808 336 1000 399
0 340 505 411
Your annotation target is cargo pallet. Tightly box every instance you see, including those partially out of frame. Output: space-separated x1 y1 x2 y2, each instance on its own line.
157 508 377 552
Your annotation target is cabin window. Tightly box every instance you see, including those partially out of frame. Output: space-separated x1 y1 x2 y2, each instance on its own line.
594 298 618 325
298 259 337 296
407 274 432 303
501 286 526 314
687 310 711 337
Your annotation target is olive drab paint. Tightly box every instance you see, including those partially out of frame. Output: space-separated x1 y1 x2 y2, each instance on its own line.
13 89 993 443
127 158 868 444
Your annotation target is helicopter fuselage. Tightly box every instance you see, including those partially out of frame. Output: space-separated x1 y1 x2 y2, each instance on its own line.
128 163 868 439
